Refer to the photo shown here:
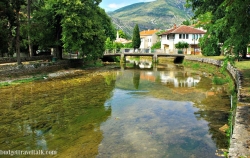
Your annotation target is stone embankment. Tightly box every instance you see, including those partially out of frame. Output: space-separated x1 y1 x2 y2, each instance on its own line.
0 57 83 81
185 56 250 158
0 55 53 64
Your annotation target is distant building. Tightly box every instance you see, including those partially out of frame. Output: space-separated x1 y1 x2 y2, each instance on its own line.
114 31 132 44
140 29 160 49
159 24 206 54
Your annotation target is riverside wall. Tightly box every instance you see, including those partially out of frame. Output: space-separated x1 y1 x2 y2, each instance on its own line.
0 58 83 78
0 56 53 64
185 56 250 158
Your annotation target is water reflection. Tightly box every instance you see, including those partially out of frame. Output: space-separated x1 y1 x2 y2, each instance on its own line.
98 67 230 157
0 64 230 157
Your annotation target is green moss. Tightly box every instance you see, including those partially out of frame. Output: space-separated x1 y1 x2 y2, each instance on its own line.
0 75 47 88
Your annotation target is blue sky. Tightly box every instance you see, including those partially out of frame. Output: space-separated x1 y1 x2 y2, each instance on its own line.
99 0 156 12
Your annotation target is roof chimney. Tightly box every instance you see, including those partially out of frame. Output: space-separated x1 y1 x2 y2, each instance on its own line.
173 24 177 29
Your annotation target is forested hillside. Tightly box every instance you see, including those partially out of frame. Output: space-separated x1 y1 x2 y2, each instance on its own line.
108 0 192 37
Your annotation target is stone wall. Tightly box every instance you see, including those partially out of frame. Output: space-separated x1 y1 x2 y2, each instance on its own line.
0 59 83 79
0 56 53 64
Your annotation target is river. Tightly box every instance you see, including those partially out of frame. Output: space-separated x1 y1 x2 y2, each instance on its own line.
0 62 230 158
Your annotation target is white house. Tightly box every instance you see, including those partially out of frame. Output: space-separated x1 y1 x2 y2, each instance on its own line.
160 25 206 54
140 29 160 49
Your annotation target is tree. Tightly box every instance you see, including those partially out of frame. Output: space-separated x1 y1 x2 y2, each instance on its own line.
151 41 161 49
118 30 128 39
105 37 113 51
182 19 191 26
12 0 26 65
0 0 25 60
31 0 112 61
175 41 189 54
27 0 32 57
132 24 141 50
186 0 250 58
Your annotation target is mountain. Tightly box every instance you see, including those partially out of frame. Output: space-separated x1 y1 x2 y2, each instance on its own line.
107 0 193 37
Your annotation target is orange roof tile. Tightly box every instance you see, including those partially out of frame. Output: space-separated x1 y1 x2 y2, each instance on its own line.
161 25 206 35
140 29 159 36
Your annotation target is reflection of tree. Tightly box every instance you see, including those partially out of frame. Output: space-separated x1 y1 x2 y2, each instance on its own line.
104 72 117 85
0 72 116 157
133 71 141 89
193 91 231 149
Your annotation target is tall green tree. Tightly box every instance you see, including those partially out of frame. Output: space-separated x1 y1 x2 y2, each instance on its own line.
12 0 26 64
0 0 23 59
186 0 250 57
0 0 11 57
27 0 32 56
31 0 112 61
132 24 141 50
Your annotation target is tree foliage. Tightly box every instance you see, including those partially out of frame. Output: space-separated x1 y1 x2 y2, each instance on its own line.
181 19 191 26
118 30 128 39
132 24 141 49
186 0 250 57
151 41 161 49
0 0 114 63
175 41 189 49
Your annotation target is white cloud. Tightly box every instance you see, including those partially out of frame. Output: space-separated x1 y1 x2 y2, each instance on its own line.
105 0 156 11
108 3 127 9
138 0 156 2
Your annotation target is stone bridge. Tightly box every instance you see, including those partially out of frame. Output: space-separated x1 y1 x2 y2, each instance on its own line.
103 49 185 63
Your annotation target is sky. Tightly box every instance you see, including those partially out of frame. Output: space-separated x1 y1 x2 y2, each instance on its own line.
99 0 156 12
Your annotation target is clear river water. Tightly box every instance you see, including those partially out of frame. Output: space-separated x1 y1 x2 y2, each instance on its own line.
0 63 230 158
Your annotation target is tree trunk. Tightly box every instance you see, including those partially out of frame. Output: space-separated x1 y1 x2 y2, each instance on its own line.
56 45 63 60
55 15 63 59
27 0 33 57
16 9 21 65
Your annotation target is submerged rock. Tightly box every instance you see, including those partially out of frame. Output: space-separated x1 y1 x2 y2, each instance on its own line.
219 124 229 133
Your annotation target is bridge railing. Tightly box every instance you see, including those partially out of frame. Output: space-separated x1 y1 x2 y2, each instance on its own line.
104 48 165 54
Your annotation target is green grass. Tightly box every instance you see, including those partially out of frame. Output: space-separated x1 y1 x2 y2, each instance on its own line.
0 75 47 88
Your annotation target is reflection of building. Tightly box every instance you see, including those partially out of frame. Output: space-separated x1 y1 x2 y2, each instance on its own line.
160 24 206 54
140 72 156 82
160 72 200 87
139 71 201 88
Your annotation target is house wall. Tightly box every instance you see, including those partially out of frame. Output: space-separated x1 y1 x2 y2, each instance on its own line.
140 33 159 49
161 34 204 54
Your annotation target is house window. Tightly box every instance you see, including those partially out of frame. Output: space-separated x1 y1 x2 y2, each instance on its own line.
167 35 169 40
192 34 198 40
183 34 185 39
186 34 189 39
179 34 182 39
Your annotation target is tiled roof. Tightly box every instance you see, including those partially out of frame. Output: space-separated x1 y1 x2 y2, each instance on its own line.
140 29 159 36
161 25 206 35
